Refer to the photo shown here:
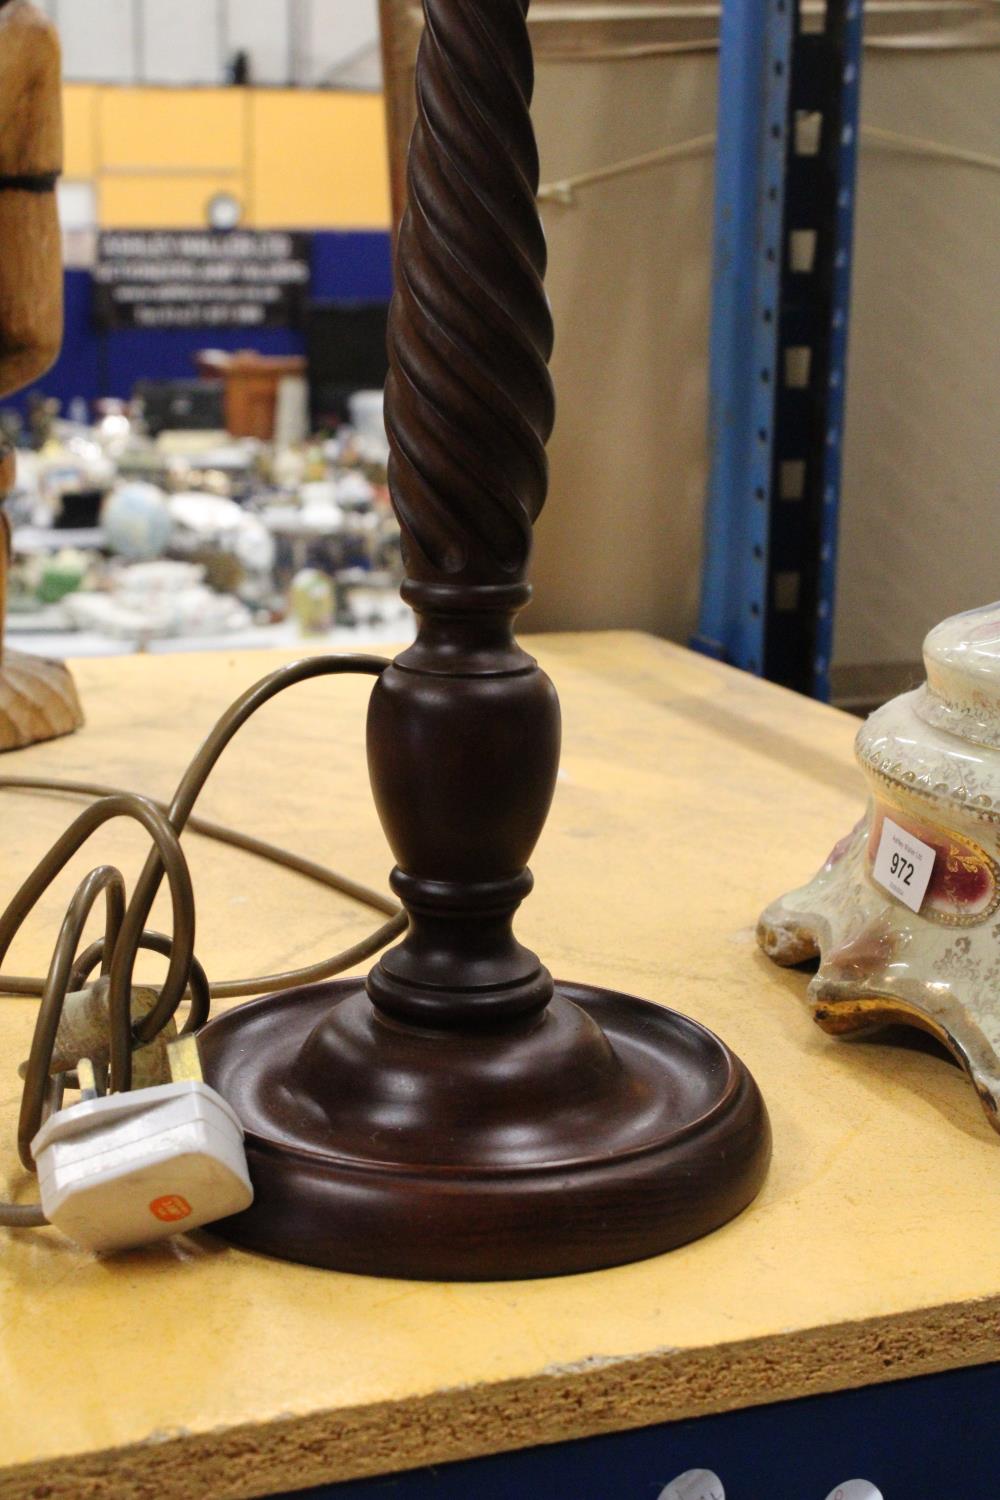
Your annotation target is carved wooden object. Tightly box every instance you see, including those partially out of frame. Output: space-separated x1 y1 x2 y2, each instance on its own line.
0 0 82 752
200 0 770 1279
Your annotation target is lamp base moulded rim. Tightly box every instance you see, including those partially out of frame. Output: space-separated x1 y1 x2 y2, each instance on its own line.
198 978 771 1280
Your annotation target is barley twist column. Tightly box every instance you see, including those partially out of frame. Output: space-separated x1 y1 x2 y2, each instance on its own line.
366 0 562 1028
385 0 554 584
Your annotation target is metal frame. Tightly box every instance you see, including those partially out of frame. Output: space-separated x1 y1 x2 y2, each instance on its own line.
694 0 864 698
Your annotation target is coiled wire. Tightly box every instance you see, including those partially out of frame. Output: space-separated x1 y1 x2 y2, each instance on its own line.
0 653 405 1228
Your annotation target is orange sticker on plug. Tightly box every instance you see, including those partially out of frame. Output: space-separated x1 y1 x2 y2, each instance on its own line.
149 1194 192 1223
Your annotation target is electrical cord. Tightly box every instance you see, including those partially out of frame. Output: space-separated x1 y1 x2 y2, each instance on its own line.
0 777 403 999
0 652 406 1229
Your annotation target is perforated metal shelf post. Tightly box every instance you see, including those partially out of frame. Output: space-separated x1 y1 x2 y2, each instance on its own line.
694 0 864 700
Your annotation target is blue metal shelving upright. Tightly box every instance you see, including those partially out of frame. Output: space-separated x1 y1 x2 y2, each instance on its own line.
694 0 865 699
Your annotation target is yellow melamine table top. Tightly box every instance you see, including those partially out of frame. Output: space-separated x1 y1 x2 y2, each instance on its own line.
0 632 997 1500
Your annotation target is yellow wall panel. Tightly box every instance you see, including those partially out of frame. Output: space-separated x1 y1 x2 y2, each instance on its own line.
100 173 245 229
58 85 389 232
62 85 98 179
249 92 390 230
99 89 246 172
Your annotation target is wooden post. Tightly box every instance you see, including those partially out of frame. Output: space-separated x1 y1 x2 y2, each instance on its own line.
0 0 83 749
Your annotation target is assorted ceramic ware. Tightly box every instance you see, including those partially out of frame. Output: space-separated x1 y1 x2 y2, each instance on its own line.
759 602 1000 1133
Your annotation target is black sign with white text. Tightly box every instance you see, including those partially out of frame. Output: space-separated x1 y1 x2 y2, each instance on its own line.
93 231 312 331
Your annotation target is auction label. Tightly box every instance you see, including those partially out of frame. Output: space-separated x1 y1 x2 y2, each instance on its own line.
872 816 936 913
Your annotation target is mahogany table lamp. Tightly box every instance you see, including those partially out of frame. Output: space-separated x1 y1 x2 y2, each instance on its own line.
0 0 83 751
200 0 771 1279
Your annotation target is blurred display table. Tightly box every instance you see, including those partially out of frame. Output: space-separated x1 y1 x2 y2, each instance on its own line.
5 610 414 659
0 634 998 1500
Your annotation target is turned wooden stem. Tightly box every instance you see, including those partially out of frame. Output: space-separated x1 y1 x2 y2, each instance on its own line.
0 503 10 667
0 0 63 667
366 0 561 1029
0 5 83 750
0 0 63 399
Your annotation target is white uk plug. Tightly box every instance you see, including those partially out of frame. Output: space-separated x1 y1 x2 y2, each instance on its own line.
30 1073 253 1253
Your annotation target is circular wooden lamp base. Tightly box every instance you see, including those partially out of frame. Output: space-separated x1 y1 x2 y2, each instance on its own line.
199 980 769 1279
0 650 83 752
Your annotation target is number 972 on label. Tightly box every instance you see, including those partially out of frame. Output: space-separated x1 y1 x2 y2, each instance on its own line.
872 816 936 914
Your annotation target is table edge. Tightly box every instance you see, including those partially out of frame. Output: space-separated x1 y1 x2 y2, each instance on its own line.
4 1296 997 1499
